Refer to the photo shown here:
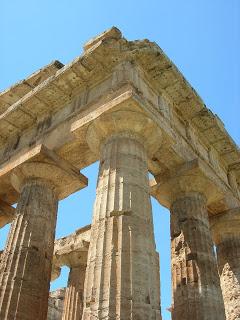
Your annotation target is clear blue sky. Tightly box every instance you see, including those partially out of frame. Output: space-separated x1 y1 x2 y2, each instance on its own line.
0 1 239 319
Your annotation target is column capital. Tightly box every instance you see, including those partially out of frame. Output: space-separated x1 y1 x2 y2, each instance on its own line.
72 109 162 157
210 207 240 244
151 158 222 208
0 144 88 202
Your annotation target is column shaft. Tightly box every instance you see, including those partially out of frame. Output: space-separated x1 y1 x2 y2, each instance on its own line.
170 192 225 320
0 179 58 320
62 265 86 320
216 236 240 320
83 134 161 320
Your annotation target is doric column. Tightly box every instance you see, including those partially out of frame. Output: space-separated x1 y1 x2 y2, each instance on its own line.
0 146 87 320
62 264 86 320
210 208 240 320
72 111 162 320
151 160 226 320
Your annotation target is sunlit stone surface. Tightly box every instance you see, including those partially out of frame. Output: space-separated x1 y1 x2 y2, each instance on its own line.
0 27 239 320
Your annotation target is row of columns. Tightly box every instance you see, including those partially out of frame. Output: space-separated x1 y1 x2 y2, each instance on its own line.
0 109 239 320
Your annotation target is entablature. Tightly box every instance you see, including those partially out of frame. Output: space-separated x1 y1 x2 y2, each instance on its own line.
0 27 239 208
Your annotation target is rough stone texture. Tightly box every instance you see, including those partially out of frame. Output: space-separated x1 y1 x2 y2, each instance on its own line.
0 60 63 115
211 209 240 320
217 237 240 320
170 192 226 320
0 199 15 228
82 131 161 320
62 264 86 320
47 288 66 320
0 179 58 320
51 224 90 282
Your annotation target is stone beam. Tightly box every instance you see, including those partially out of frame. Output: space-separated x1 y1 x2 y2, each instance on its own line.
0 199 15 228
51 224 91 276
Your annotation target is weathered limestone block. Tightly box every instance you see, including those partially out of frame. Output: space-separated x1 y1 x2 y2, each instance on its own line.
211 208 240 320
0 199 15 228
72 110 162 320
0 146 87 320
151 161 226 320
52 224 90 277
48 288 66 320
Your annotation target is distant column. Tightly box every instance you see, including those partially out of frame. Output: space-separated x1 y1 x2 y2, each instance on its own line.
62 264 86 320
211 209 240 320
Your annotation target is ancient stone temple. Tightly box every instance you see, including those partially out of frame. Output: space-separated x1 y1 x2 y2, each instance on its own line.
0 27 239 320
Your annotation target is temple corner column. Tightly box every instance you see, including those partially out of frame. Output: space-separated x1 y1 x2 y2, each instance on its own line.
72 110 163 320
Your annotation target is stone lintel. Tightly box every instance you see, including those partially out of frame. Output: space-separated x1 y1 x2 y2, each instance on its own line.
150 158 237 213
0 144 88 203
0 199 15 228
51 225 91 280
210 207 240 244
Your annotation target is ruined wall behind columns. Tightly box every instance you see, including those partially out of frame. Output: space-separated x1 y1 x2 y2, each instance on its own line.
47 288 66 320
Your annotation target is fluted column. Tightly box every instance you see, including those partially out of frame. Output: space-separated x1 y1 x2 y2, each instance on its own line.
0 178 58 320
62 264 86 320
151 161 226 320
71 109 163 320
170 191 225 320
0 147 87 320
83 133 161 319
211 209 240 320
